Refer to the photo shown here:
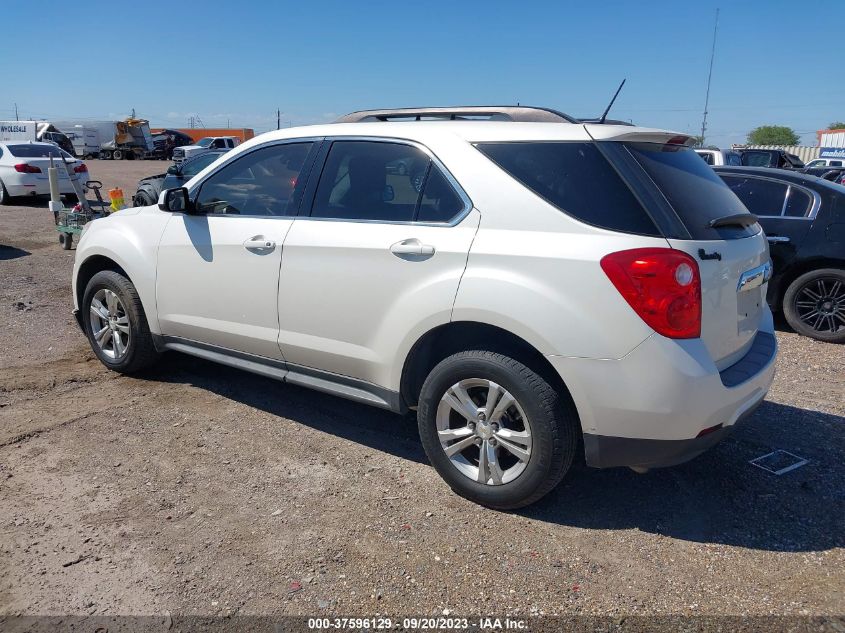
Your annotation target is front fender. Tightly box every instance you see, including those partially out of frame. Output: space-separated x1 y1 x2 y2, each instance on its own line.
73 208 171 335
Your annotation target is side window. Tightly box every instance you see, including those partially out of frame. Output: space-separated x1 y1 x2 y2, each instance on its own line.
417 167 464 222
806 160 823 168
831 161 843 167
311 141 430 222
194 142 313 216
478 142 659 235
227 139 235 148
721 175 788 217
727 153 742 166
699 152 714 165
783 186 813 217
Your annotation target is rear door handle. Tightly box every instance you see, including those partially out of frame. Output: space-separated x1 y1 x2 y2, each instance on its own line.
766 235 790 243
390 238 435 258
243 236 276 252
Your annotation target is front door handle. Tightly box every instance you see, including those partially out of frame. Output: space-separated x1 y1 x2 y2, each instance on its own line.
766 235 790 244
390 238 435 258
243 236 276 252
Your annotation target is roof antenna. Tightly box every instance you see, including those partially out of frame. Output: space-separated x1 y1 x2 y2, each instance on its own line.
599 79 626 124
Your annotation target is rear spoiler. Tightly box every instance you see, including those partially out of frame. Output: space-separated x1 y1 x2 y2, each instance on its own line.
583 125 698 147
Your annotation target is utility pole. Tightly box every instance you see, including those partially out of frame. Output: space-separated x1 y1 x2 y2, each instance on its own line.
14 103 19 121
700 8 720 147
277 109 281 130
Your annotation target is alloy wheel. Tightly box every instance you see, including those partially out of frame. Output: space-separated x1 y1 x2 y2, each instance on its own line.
89 288 131 360
436 378 532 485
794 277 845 333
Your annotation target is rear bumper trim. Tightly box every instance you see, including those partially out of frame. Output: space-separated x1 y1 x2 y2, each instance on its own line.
719 330 776 388
583 399 762 469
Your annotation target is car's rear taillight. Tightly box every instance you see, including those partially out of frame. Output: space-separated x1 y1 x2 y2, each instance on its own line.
600 248 701 339
74 163 88 173
14 163 42 174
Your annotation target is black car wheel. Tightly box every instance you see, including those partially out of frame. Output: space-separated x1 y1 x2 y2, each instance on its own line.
783 268 845 343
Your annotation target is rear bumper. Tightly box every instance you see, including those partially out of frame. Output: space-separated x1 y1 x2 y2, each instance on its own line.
548 320 777 469
5 179 77 197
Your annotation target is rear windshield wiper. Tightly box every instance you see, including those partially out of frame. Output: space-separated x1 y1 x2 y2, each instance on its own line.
708 213 758 229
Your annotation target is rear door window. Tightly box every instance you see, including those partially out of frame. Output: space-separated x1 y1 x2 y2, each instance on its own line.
783 186 813 217
477 142 659 236
719 175 788 217
311 140 466 223
624 142 756 239
741 151 775 167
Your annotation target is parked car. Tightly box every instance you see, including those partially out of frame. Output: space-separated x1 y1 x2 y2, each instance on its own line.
804 157 844 169
172 136 239 165
151 130 194 160
0 141 86 205
71 106 776 509
800 165 845 182
740 149 804 169
695 148 741 166
133 150 226 207
715 166 845 343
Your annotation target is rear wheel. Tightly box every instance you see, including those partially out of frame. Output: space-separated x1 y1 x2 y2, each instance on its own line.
112 149 123 160
418 350 578 509
82 270 160 373
0 180 8 205
783 268 845 343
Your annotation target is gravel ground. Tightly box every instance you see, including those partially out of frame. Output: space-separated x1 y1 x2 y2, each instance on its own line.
0 159 843 618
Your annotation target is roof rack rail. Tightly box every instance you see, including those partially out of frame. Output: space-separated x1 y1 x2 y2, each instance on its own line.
334 106 579 124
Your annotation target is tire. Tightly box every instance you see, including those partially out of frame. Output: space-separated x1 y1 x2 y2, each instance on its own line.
417 350 578 509
59 233 72 250
112 149 123 160
0 179 8 205
82 270 160 373
100 151 111 160
782 268 845 343
133 191 155 207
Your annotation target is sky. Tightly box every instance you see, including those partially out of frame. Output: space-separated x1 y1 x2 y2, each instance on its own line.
2 0 841 147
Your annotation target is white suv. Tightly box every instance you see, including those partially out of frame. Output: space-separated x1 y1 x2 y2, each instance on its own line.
72 106 777 509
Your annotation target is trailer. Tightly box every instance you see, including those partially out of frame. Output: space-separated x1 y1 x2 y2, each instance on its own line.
52 118 154 160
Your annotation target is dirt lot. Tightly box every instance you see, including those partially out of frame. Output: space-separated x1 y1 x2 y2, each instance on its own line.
0 159 843 618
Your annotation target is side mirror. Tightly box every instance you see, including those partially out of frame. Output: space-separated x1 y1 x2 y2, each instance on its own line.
166 165 178 175
158 187 193 213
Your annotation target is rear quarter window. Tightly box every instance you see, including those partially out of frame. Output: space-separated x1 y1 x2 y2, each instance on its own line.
477 142 659 236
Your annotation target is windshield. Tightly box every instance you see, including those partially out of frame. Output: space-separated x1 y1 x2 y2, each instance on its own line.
182 152 221 177
196 138 214 147
624 142 758 239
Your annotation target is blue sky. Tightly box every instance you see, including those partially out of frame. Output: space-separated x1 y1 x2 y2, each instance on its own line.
2 0 841 146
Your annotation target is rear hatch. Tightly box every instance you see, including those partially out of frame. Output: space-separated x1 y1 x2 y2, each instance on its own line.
607 135 770 369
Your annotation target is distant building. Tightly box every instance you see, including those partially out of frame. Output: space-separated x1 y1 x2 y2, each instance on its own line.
815 128 845 160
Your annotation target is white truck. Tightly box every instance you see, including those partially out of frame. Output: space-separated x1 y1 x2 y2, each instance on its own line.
52 119 154 160
172 136 239 165
0 121 75 154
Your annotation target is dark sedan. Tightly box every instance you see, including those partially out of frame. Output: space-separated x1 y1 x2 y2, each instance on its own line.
132 151 226 207
714 166 845 343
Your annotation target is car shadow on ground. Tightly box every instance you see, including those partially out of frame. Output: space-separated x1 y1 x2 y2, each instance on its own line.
145 353 844 553
0 245 30 260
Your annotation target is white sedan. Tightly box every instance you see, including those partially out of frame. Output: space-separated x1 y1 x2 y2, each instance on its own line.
0 141 87 205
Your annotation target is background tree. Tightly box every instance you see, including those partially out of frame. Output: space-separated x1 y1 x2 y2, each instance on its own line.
827 121 845 130
747 125 800 145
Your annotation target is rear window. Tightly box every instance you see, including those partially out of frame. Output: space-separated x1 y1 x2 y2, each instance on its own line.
477 142 659 236
624 142 757 239
6 144 70 159
741 151 775 167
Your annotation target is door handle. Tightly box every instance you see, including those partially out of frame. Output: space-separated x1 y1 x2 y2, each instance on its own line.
766 235 790 243
243 236 276 252
390 238 435 258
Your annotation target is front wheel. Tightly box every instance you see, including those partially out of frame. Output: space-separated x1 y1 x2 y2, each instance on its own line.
82 270 160 373
783 268 845 343
417 350 578 509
